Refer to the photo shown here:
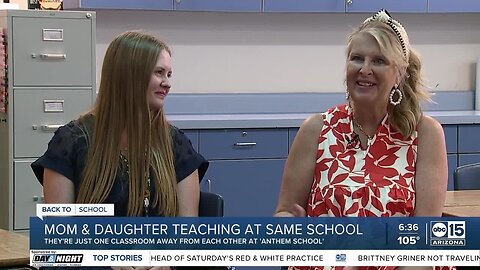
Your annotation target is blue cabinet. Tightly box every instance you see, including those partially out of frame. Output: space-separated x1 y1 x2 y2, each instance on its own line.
174 0 262 12
346 0 428 13
198 128 286 270
447 154 456 191
63 0 173 10
458 125 480 153
205 159 285 217
443 125 457 189
264 0 429 13
198 128 288 217
451 124 480 190
264 0 344 13
200 129 288 160
428 0 480 13
288 128 299 151
179 129 290 220
443 125 457 154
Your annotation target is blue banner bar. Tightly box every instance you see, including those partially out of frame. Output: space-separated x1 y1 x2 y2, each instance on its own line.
30 217 478 250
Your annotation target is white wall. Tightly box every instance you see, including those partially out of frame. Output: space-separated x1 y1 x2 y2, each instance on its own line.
95 10 480 93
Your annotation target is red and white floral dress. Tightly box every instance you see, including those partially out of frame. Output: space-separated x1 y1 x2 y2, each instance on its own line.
289 104 451 270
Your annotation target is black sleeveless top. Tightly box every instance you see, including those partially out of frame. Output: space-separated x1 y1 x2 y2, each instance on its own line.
31 114 209 216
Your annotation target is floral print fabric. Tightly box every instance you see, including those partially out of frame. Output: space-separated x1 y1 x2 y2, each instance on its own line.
290 105 453 270
308 104 417 218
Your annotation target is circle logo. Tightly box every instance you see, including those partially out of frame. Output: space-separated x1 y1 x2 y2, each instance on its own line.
431 222 447 237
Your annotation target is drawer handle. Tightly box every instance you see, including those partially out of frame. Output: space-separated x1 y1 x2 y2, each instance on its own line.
33 196 44 202
41 124 62 132
38 53 67 60
234 142 257 147
206 179 211 192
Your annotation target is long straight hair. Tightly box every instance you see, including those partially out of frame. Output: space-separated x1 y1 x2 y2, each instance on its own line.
76 31 178 217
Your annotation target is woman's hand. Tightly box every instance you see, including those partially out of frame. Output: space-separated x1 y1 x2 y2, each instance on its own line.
275 203 306 217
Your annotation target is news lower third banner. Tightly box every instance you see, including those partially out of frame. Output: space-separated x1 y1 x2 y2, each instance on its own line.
30 205 480 267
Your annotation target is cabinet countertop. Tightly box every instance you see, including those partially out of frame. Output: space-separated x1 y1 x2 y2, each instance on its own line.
167 111 480 129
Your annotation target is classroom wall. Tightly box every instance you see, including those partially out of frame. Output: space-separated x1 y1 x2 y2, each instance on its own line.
95 10 480 93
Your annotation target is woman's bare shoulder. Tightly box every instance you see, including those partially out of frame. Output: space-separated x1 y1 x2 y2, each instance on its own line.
418 114 443 137
302 113 324 132
295 113 324 144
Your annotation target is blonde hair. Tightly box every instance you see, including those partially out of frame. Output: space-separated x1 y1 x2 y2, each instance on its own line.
347 21 431 138
76 31 178 217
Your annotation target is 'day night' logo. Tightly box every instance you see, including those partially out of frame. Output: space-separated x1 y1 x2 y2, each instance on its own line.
430 221 466 246
32 254 84 264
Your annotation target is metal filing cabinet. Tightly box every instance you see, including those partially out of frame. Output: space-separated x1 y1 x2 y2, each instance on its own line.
0 10 96 231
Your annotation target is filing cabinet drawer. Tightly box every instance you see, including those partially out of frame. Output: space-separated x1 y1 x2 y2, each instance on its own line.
13 89 92 158
12 16 93 86
14 160 44 230
199 129 288 160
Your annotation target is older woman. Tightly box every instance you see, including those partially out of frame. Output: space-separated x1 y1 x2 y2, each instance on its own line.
276 10 450 270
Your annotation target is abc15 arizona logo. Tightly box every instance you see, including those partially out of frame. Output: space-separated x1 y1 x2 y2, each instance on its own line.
430 221 466 246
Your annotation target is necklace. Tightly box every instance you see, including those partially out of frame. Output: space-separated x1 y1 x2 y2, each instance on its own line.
119 152 151 216
352 118 374 140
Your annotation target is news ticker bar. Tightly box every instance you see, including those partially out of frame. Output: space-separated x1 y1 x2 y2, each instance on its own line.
30 249 480 267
